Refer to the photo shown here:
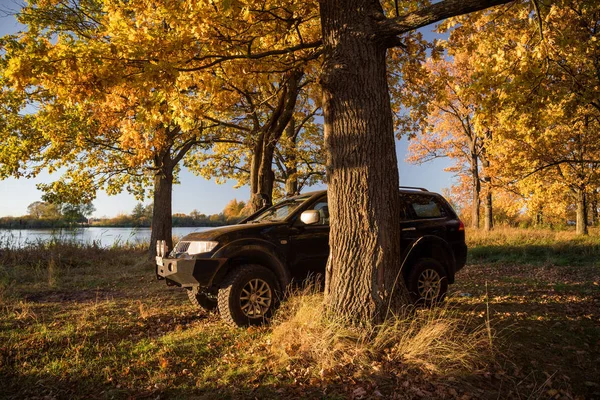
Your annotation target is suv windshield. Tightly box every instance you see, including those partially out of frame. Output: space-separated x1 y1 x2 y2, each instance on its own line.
250 196 310 223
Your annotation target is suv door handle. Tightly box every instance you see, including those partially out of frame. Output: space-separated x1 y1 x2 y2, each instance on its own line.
402 227 416 231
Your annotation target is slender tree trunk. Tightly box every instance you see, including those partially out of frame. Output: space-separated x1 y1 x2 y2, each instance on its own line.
150 168 174 257
249 135 266 212
320 0 407 322
284 119 299 196
576 186 588 235
484 188 493 231
535 208 543 227
481 155 493 231
471 155 480 229
590 189 598 226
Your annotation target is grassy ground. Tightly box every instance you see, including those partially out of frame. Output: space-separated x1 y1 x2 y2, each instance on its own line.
0 228 598 399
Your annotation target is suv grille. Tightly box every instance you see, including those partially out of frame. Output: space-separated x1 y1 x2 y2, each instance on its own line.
175 241 191 253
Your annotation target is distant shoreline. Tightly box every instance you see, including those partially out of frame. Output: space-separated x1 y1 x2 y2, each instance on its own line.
0 224 229 230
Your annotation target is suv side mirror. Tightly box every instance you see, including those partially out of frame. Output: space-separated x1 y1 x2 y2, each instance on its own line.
300 210 320 225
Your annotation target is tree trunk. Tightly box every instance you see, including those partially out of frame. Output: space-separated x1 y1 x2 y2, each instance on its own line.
590 189 598 226
535 208 543 227
320 0 407 322
248 135 266 212
317 0 514 323
471 155 480 229
247 71 303 212
150 168 174 257
481 155 493 231
284 119 299 196
483 188 493 231
256 148 276 207
576 186 588 235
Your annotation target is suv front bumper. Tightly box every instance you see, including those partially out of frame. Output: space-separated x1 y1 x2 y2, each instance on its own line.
156 256 227 288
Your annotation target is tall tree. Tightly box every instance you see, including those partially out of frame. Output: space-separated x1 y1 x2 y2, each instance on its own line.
319 0 513 321
26 201 62 220
60 202 96 225
401 56 498 230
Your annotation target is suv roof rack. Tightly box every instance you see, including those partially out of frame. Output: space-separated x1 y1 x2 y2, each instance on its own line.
399 186 429 192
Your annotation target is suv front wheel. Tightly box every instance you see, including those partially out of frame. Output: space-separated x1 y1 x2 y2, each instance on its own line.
218 264 280 326
407 258 448 305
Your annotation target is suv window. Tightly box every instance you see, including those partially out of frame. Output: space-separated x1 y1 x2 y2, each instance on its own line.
406 195 447 219
306 198 329 225
252 196 310 222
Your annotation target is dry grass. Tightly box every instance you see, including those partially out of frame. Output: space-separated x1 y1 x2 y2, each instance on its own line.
467 225 600 246
0 240 149 299
466 226 600 266
271 284 493 376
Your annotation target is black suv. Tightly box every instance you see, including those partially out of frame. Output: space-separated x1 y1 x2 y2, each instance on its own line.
156 188 467 326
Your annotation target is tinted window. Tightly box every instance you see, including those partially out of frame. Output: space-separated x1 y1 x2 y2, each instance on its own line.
251 196 310 222
307 199 329 226
407 195 446 219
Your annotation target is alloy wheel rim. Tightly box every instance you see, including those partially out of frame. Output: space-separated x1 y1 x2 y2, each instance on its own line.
240 278 272 318
417 269 441 301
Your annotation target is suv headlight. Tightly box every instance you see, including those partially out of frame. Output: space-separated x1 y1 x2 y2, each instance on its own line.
186 241 218 255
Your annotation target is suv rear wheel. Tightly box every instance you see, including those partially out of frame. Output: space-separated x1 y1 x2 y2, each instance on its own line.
218 264 280 326
186 287 217 311
407 258 448 305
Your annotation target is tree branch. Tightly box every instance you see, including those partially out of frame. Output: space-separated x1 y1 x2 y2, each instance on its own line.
377 0 513 40
178 41 322 72
203 115 251 132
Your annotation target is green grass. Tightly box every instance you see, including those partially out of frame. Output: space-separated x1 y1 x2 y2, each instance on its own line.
1 230 599 399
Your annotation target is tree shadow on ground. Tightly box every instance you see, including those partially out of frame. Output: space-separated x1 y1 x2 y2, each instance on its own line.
450 262 600 398
1 363 508 400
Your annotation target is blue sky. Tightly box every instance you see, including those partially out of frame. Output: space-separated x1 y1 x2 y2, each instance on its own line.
0 0 455 218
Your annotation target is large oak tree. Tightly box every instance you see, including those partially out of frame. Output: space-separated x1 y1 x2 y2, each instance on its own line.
318 0 513 321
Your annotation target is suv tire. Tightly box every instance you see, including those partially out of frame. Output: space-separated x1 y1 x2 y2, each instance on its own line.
218 264 280 326
407 258 448 305
187 287 217 311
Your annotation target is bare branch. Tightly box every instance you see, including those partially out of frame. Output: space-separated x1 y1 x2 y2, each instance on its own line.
178 41 322 72
203 115 251 132
377 0 513 40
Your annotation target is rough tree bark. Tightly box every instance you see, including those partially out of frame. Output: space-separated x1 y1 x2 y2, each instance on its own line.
249 135 266 211
319 0 513 322
321 0 405 321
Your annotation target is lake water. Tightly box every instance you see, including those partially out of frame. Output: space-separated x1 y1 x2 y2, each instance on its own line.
0 227 213 248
